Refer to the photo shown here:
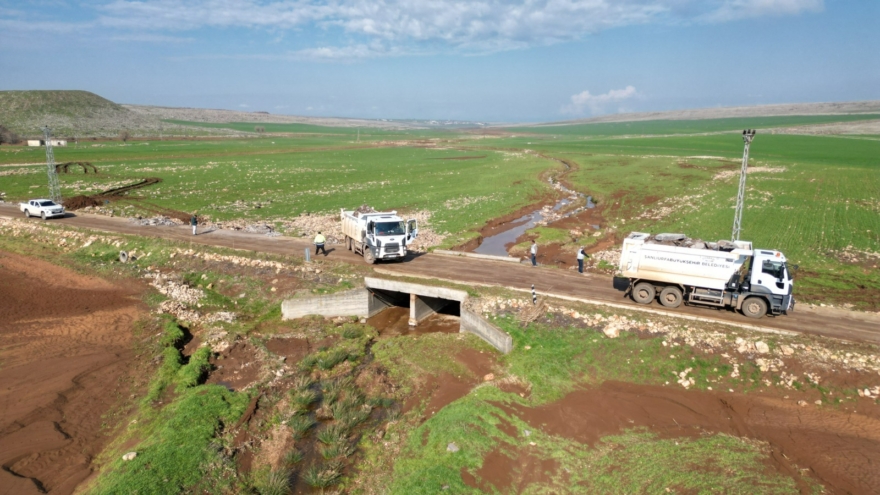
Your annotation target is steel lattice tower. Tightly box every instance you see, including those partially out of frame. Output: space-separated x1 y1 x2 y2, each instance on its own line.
731 129 756 241
43 126 62 204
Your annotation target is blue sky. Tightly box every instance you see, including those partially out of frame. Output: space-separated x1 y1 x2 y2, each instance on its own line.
1 0 878 122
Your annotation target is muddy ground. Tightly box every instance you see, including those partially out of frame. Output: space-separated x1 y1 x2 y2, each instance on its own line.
0 251 144 495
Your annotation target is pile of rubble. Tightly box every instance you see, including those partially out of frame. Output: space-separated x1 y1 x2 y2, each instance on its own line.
171 248 292 273
644 233 737 251
130 216 182 226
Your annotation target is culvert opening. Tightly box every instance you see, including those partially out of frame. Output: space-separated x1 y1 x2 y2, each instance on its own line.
366 288 461 337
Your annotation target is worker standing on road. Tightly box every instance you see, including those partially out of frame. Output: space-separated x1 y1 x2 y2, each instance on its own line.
314 231 327 256
530 240 538 267
190 213 197 235
577 246 589 274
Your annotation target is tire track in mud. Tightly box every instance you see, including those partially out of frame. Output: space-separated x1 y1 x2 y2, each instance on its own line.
0 251 144 495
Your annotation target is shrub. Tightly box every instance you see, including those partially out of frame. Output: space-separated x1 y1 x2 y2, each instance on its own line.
302 464 341 488
287 414 315 439
283 449 304 466
254 469 290 495
291 389 318 408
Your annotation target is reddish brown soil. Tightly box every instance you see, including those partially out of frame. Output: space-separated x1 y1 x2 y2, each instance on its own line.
206 341 262 391
463 447 558 493
404 347 497 420
264 337 310 365
0 251 144 495
367 307 460 337
487 380 880 494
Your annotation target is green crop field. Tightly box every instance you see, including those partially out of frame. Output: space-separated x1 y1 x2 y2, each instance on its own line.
2 113 877 308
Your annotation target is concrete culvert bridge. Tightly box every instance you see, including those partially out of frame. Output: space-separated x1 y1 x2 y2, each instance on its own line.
281 277 513 353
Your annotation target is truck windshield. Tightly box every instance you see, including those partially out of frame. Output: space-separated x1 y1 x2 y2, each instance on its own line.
761 260 786 280
38 201 57 207
376 221 405 236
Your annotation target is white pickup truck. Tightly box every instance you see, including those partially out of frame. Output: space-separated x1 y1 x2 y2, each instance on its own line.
20 199 65 220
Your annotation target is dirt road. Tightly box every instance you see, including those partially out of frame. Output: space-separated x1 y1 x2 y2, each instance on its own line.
1 204 877 345
0 251 144 495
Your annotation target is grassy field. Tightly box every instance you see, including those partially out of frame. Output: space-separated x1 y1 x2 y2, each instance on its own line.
4 213 875 493
2 113 878 307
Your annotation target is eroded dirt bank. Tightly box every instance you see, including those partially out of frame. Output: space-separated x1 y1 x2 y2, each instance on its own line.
489 380 880 494
0 251 144 495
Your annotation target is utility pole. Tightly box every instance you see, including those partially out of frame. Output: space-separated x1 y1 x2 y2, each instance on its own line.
731 129 756 241
42 126 62 204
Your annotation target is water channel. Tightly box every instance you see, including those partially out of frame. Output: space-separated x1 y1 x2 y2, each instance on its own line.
473 180 595 257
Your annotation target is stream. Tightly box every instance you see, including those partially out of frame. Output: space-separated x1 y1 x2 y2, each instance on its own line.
473 180 596 257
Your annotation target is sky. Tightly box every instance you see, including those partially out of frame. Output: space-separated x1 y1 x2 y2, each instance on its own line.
1 0 878 122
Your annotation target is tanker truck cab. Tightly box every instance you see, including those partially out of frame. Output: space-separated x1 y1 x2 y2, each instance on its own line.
739 250 795 317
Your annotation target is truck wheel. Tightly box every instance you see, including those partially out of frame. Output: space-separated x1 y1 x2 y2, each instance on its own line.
364 248 376 265
742 297 768 318
24 209 30 218
41 211 47 220
659 286 683 308
347 236 353 251
632 282 656 304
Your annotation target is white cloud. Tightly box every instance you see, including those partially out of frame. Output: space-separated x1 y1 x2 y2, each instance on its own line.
563 85 639 115
239 103 249 107
703 0 823 22
1 1 826 57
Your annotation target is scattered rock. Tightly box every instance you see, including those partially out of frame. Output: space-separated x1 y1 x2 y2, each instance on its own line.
755 341 770 354
798 400 808 407
122 452 137 461
483 373 495 381
446 442 459 453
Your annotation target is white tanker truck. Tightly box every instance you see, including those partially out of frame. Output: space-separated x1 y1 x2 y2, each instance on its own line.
618 232 795 318
341 209 418 264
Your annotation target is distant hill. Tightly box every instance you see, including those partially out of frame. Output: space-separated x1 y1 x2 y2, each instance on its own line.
519 101 880 127
0 90 236 138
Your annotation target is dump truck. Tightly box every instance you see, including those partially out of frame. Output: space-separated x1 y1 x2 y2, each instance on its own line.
340 209 417 264
618 232 794 318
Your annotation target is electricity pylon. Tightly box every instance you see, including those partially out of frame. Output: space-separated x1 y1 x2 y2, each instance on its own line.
43 126 62 203
731 129 756 241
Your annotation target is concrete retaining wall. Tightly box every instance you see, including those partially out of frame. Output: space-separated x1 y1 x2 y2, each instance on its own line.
282 288 369 320
432 250 521 264
365 277 468 301
461 308 513 354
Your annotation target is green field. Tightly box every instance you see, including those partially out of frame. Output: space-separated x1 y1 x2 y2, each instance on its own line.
2 114 878 308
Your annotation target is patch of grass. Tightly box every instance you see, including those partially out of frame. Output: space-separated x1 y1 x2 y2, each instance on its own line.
287 414 316 439
317 423 348 445
302 463 342 488
283 449 304 466
146 346 183 402
90 386 249 494
371 333 493 397
253 468 291 495
291 389 318 408
176 346 212 390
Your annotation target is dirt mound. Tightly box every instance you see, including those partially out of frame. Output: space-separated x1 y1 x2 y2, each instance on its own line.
495 380 880 494
63 195 103 210
206 341 262 391
0 250 144 494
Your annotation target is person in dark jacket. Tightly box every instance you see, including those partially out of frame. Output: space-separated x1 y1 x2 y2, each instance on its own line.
190 213 198 235
577 246 589 273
